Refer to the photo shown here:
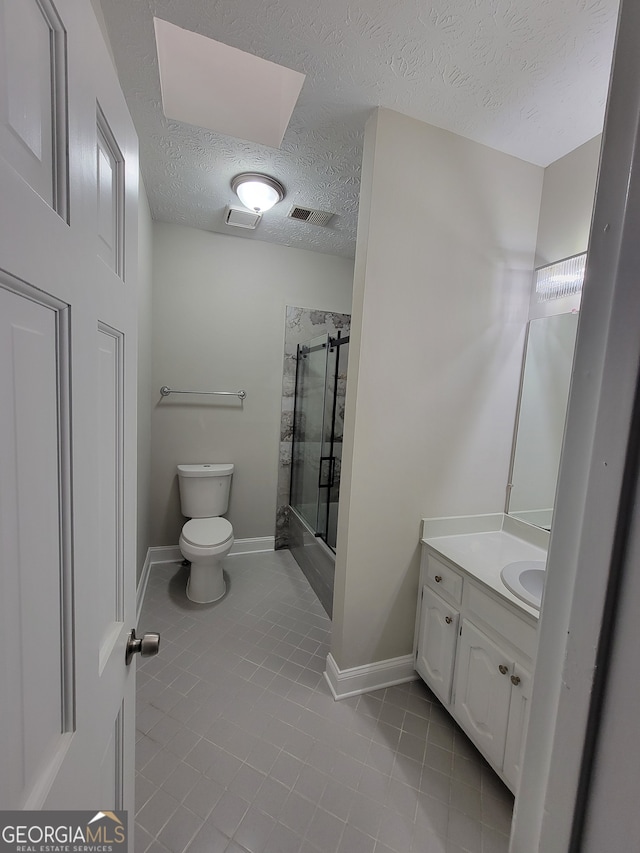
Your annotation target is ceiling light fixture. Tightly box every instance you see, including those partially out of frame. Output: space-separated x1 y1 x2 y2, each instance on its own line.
231 173 285 213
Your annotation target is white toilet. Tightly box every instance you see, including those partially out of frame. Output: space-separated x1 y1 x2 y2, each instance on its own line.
177 463 234 603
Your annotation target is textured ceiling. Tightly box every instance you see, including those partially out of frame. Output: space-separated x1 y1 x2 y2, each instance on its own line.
98 0 619 259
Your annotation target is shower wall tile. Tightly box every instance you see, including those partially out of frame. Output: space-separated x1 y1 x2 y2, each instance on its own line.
276 306 350 549
282 366 297 399
275 506 289 551
281 411 294 442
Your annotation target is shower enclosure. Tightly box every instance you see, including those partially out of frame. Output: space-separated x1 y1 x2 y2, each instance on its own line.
289 331 349 614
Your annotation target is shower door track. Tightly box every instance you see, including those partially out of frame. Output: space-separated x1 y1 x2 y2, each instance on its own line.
299 334 350 357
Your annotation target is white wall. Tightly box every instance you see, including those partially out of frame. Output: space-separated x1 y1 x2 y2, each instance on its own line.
136 179 153 580
507 137 601 529
332 108 544 670
535 135 601 267
150 223 353 546
530 135 601 319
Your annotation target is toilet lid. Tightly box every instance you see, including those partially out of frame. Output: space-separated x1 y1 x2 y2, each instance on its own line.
182 517 233 548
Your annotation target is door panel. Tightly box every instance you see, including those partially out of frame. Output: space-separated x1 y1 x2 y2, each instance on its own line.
96 108 124 277
97 323 125 665
99 706 124 810
0 284 72 809
0 0 67 214
0 0 138 823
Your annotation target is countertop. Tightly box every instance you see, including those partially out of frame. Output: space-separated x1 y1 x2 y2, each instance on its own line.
421 514 549 618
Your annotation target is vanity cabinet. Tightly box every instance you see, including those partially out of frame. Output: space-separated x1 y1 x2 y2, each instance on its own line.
414 546 537 793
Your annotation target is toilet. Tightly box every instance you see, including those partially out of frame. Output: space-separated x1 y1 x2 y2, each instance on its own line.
177 463 234 603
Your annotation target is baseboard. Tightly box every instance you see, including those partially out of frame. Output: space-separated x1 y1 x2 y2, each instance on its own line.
136 549 152 624
230 536 275 555
143 537 274 565
324 652 418 700
147 545 182 564
136 538 276 618
136 545 181 622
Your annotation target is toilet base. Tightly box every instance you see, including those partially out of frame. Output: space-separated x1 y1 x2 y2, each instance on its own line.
186 563 226 604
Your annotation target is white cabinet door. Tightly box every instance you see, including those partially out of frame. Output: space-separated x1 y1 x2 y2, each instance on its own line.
502 663 532 791
453 619 512 770
416 586 459 704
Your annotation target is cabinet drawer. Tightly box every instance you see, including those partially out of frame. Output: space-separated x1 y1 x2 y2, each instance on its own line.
424 552 463 605
464 582 537 663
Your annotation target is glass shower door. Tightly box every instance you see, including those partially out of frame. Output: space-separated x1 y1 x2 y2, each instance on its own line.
290 334 329 532
318 334 349 550
290 331 350 553
317 342 336 545
327 336 349 549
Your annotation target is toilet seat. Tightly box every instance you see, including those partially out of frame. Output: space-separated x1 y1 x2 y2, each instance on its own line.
182 517 233 548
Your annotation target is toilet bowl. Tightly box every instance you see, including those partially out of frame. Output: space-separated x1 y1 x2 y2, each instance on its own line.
177 464 234 604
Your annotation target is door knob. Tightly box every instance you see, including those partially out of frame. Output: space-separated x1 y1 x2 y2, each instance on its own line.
445 616 453 624
125 628 160 665
498 664 509 675
511 675 521 686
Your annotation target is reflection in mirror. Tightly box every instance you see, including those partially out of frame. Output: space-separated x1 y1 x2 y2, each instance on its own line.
508 312 579 530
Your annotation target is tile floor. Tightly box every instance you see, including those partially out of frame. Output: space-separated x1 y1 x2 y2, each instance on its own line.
135 550 513 853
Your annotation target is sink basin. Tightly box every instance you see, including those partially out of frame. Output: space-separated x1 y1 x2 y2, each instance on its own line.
500 560 546 609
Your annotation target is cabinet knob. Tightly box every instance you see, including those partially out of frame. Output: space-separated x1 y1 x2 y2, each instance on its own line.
434 575 442 583
445 616 453 624
498 664 509 675
511 675 521 686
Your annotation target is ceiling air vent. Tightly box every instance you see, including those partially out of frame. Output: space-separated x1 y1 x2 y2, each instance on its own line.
224 205 262 229
288 205 334 227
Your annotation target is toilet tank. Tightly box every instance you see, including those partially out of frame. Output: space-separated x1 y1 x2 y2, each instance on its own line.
177 463 234 518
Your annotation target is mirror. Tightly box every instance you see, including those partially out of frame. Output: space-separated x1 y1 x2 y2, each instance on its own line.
507 312 579 529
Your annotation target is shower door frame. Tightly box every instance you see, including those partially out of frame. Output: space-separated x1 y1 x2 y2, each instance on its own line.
318 331 349 551
290 331 349 554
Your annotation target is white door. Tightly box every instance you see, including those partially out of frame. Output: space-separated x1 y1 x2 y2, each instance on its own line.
0 0 139 824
